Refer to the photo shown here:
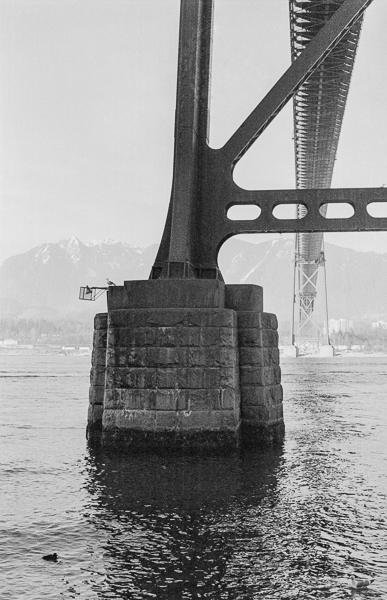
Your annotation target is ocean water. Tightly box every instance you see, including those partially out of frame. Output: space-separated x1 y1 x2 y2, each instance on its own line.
0 354 386 599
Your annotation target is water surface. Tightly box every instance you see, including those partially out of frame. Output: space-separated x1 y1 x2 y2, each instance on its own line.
1 355 386 598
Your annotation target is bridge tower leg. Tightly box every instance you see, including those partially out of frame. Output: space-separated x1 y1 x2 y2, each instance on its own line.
87 0 284 451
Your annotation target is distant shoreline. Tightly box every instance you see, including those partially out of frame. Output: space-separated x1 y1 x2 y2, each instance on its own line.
282 351 387 359
0 348 385 359
0 348 91 356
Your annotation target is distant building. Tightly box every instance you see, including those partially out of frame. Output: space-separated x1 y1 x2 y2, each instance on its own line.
2 339 19 347
329 319 353 335
79 346 92 355
329 319 340 333
372 320 387 330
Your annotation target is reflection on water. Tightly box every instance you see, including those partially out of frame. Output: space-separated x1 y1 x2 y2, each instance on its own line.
1 355 386 598
82 442 384 599
83 448 283 599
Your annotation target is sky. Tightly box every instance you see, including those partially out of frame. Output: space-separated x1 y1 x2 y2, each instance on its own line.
1 0 387 265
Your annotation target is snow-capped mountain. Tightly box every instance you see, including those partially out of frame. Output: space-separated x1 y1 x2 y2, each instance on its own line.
0 237 158 317
219 237 387 322
0 237 386 322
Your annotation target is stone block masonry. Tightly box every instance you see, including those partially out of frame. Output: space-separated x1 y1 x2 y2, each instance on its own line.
87 280 284 452
102 305 240 451
237 312 284 446
87 313 107 441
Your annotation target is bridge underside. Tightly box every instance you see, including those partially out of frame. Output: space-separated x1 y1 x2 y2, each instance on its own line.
290 0 366 348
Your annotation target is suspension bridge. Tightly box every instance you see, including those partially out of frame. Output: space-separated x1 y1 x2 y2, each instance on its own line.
87 0 387 451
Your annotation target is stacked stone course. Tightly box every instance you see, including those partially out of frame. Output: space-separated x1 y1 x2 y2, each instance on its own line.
100 307 240 450
87 280 284 451
88 313 107 439
237 311 284 445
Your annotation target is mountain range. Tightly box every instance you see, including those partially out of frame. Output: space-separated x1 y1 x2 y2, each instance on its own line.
0 236 386 324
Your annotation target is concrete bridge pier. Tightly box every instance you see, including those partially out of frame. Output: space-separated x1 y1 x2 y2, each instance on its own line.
87 280 284 452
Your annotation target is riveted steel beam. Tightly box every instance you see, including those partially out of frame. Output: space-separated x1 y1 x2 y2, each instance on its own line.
222 0 373 164
220 188 387 235
197 184 387 276
152 0 213 280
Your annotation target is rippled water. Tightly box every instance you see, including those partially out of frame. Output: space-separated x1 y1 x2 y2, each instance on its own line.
1 354 386 599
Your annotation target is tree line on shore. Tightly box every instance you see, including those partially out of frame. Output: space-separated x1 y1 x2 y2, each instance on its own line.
278 322 387 352
0 318 93 347
328 328 387 352
1 317 386 352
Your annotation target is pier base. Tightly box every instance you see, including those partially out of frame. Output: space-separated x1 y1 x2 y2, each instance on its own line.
319 344 335 357
283 345 299 358
87 280 284 452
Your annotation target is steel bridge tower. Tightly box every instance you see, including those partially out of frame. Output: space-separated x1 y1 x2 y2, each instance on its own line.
289 0 364 354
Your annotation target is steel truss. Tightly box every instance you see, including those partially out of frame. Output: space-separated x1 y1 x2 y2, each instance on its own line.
289 0 365 352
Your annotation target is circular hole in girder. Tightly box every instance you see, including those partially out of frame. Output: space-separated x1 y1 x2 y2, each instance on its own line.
272 204 306 219
227 204 261 220
319 203 354 218
367 202 387 218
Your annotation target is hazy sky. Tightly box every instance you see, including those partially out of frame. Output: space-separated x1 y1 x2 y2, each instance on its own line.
1 0 386 264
